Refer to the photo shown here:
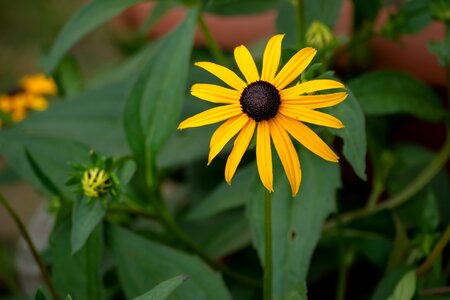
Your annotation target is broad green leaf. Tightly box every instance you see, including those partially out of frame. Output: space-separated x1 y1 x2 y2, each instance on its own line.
133 275 187 300
348 71 445 122
387 270 416 300
53 56 83 97
44 0 146 73
277 0 343 47
123 9 198 179
325 89 367 180
51 222 105 300
0 133 89 194
108 225 232 300
187 163 257 220
283 282 307 300
246 150 341 299
205 0 276 15
9 81 130 156
71 199 106 254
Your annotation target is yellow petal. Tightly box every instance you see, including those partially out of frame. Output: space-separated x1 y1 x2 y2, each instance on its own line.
195 62 247 92
208 114 249 165
279 104 344 128
26 96 48 111
277 114 338 162
281 92 348 109
225 119 256 184
269 118 301 196
234 45 260 84
191 84 240 104
256 120 273 192
272 47 317 90
178 104 242 129
280 79 345 97
261 34 284 82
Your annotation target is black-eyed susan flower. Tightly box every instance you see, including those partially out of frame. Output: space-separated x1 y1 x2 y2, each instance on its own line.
178 34 347 196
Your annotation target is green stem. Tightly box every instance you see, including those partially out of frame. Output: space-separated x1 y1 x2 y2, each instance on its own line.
324 130 450 231
417 223 450 276
0 193 60 300
197 14 228 67
264 189 273 300
297 0 306 48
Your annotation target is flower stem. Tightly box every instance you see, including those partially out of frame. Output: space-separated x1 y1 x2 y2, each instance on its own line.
197 14 228 67
0 193 60 300
297 0 306 48
417 223 450 276
264 189 273 300
324 130 450 231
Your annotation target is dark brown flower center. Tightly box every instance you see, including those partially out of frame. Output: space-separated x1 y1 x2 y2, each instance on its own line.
239 80 281 122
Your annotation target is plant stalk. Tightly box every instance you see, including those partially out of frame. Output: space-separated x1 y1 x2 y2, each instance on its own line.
417 223 450 276
297 0 306 48
324 130 450 231
0 193 60 300
264 189 273 300
197 14 228 67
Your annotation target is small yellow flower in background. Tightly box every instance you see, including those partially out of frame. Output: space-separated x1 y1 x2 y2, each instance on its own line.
0 73 56 125
178 34 347 196
81 167 113 198
20 73 57 96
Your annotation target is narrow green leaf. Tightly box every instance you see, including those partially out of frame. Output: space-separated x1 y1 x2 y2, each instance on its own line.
387 270 416 300
348 71 445 122
140 0 177 33
133 275 187 300
108 225 232 300
35 289 48 300
246 150 341 299
187 163 256 220
124 9 198 171
44 0 146 73
71 199 106 254
325 89 367 180
205 0 276 15
25 149 66 200
283 282 307 300
52 222 105 300
116 158 137 185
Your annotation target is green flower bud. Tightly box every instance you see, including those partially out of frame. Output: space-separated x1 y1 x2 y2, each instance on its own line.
306 21 335 49
81 167 113 198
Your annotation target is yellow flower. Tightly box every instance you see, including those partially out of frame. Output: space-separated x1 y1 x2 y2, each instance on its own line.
0 95 13 113
20 73 57 96
178 34 347 196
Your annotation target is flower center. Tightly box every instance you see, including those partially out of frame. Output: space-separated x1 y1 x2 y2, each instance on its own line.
240 80 281 122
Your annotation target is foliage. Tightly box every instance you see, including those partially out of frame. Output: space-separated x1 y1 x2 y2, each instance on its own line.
0 0 449 300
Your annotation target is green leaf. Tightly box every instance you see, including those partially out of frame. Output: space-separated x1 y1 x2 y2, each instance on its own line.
116 158 137 185
34 289 47 300
205 0 276 15
108 225 232 300
387 270 416 300
325 89 367 180
25 149 66 200
277 0 343 47
71 199 106 254
348 71 445 122
52 222 105 300
133 275 187 300
140 0 177 33
246 150 341 299
283 282 307 300
0 133 89 194
371 266 413 300
123 9 198 179
187 163 257 220
53 56 83 97
44 0 146 73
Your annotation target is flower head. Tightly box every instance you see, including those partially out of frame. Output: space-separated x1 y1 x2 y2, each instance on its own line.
82 167 113 198
178 34 347 196
20 73 57 96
